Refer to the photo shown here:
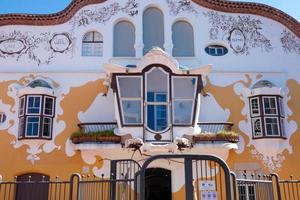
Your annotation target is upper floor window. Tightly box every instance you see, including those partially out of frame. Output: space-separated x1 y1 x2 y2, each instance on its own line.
82 31 103 57
205 45 228 56
172 21 194 57
114 21 136 57
143 7 164 54
18 95 55 139
249 95 285 139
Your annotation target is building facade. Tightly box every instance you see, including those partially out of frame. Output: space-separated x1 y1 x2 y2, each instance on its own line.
0 0 299 199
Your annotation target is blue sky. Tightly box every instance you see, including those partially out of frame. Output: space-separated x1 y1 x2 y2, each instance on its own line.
0 0 299 21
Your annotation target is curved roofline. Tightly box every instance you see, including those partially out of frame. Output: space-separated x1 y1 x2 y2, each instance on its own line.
0 0 299 37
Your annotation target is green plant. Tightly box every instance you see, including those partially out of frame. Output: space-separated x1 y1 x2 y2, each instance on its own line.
216 130 239 138
70 129 115 139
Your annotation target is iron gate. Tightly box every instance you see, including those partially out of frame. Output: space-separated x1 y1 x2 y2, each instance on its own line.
136 154 232 200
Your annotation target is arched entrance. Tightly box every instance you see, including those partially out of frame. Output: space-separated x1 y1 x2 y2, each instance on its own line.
145 168 172 200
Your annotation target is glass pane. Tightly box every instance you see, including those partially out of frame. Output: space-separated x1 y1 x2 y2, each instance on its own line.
143 7 164 54
173 100 193 124
173 77 196 98
44 97 54 116
172 21 194 57
147 105 168 131
19 97 25 116
252 118 262 137
146 68 168 100
43 117 52 137
122 100 141 124
114 21 135 57
279 98 284 116
264 97 277 114
18 117 25 137
27 96 41 114
26 116 40 136
83 32 94 42
265 118 279 136
118 77 141 98
82 43 103 56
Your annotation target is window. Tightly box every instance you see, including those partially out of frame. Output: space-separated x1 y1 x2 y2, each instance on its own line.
205 45 228 56
114 21 135 57
238 185 256 200
172 21 194 57
0 112 6 124
82 31 103 56
19 95 55 139
143 7 164 54
249 96 285 138
172 77 197 125
117 76 143 125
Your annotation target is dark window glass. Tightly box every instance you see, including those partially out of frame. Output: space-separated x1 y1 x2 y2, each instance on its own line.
43 117 52 137
26 116 40 136
27 96 41 114
205 45 228 56
44 97 54 116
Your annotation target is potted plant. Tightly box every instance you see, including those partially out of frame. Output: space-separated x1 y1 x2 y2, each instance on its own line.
193 131 239 143
70 130 121 144
95 130 121 143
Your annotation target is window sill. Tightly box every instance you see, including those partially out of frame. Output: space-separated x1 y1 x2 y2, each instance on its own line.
252 136 287 140
18 137 52 141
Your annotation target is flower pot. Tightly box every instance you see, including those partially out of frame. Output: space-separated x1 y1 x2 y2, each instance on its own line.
96 135 121 143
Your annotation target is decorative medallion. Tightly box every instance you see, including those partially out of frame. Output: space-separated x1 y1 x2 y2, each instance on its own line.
49 33 72 53
203 11 272 55
228 28 246 53
154 134 162 141
0 38 26 55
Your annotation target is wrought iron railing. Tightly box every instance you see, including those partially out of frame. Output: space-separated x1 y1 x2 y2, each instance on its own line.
78 122 118 133
197 122 234 133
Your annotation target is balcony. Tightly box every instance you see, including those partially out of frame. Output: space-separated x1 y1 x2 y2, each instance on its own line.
192 122 239 143
71 122 123 145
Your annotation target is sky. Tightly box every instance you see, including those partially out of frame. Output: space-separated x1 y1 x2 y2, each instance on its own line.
0 0 299 21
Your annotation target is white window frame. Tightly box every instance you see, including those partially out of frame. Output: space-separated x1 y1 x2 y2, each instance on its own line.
26 95 42 115
42 117 52 139
264 117 280 136
250 97 260 116
116 75 143 125
145 67 170 133
278 97 285 117
82 31 103 57
251 117 263 138
171 76 197 125
262 96 278 115
238 185 256 200
25 116 40 137
43 96 55 117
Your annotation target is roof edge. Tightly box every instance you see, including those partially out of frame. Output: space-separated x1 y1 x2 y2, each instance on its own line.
0 0 299 38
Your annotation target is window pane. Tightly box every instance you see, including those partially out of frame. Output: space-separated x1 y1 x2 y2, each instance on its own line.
252 118 262 137
250 98 260 115
42 117 52 138
122 100 141 124
82 31 103 57
44 97 54 116
27 96 41 114
265 117 279 136
173 77 196 98
18 117 25 138
143 7 164 54
146 68 168 100
279 98 284 116
114 21 135 57
173 100 193 124
172 21 194 57
26 116 40 136
264 97 277 114
147 105 168 131
118 77 141 98
19 97 25 116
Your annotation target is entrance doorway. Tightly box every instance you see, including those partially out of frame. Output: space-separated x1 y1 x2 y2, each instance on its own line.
145 168 172 200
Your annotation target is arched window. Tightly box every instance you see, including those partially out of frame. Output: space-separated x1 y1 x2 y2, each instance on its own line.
113 21 135 57
172 21 194 57
82 31 103 57
143 7 164 54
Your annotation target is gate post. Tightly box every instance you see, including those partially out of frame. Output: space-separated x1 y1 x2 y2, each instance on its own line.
110 160 117 200
69 173 81 200
230 172 238 200
184 157 194 200
271 173 282 200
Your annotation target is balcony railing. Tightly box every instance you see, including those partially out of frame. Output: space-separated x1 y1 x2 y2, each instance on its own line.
78 122 118 133
197 122 234 133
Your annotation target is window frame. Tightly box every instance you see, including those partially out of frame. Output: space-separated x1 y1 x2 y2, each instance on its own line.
171 76 198 125
18 94 55 140
262 96 278 115
82 31 103 57
249 95 285 139
116 75 143 126
250 97 260 116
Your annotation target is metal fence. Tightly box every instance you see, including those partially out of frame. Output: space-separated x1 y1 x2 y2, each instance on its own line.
279 176 300 200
